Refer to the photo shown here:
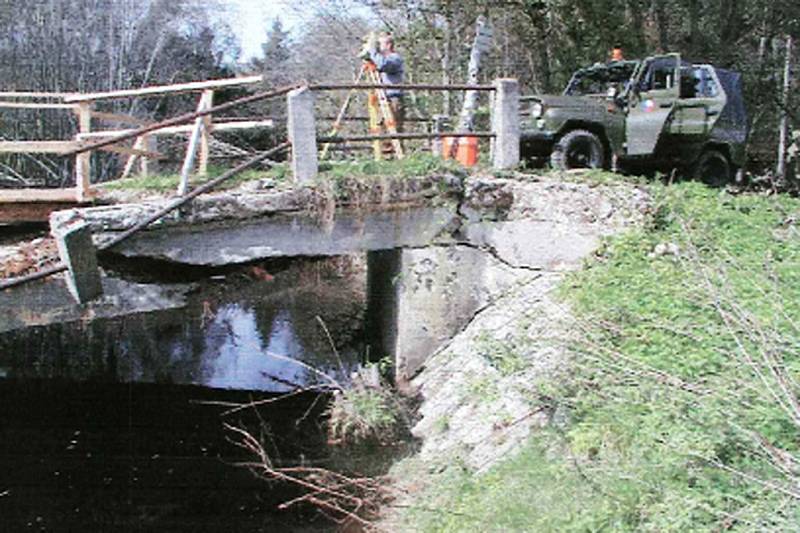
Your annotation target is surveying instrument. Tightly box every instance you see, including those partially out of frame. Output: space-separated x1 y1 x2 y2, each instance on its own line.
320 33 404 161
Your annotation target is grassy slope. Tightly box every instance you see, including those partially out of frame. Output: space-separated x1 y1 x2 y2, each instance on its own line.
404 180 800 532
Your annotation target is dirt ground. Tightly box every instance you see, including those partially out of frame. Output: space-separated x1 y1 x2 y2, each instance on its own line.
0 234 58 279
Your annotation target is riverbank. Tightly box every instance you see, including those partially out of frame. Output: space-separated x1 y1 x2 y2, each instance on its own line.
385 178 800 532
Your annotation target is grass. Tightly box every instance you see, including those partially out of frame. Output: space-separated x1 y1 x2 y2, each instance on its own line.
101 164 290 193
400 180 800 532
320 152 467 182
327 385 403 446
101 152 468 194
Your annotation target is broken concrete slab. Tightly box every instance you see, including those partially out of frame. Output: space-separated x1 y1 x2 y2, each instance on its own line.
51 216 103 303
375 244 536 384
0 275 191 334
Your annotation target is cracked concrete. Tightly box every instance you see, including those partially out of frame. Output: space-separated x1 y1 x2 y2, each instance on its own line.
398 173 651 473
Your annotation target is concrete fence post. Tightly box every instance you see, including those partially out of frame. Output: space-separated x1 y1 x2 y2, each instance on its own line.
491 78 520 170
287 86 318 184
52 215 103 304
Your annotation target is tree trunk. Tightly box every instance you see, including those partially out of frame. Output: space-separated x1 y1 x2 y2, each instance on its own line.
455 16 490 133
441 11 452 116
777 35 793 182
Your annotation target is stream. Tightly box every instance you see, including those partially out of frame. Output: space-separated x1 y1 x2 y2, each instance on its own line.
0 256 374 531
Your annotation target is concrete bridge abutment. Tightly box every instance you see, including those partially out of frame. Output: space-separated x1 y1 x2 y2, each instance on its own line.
365 245 519 386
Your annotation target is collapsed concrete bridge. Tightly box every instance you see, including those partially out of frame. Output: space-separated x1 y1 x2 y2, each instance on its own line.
42 172 650 383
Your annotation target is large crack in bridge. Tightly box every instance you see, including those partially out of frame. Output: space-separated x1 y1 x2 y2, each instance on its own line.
31 172 651 384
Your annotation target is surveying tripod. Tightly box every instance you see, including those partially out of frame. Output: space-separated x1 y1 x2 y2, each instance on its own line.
320 60 404 161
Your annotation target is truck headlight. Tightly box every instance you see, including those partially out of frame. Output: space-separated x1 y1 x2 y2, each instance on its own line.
531 102 544 118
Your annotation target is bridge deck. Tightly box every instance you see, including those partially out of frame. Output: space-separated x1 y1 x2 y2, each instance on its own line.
0 189 88 223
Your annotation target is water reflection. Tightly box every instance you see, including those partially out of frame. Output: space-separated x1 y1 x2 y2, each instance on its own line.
0 258 366 532
0 259 365 392
203 307 304 391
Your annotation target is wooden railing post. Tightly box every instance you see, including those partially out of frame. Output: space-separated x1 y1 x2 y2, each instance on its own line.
75 102 92 201
138 135 160 177
199 89 214 177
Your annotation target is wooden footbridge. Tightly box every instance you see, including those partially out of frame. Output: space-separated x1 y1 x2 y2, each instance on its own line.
0 75 270 223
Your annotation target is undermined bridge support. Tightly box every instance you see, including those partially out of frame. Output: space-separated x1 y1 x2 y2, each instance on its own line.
366 245 521 386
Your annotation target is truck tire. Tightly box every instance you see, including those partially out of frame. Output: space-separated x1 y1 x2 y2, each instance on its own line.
692 149 730 187
550 129 605 170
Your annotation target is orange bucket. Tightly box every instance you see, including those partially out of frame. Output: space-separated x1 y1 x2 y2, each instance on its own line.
443 136 479 167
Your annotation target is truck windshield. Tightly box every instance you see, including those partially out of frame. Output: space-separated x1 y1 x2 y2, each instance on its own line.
564 61 639 96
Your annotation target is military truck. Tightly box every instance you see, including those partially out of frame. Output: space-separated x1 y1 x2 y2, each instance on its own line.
520 53 748 184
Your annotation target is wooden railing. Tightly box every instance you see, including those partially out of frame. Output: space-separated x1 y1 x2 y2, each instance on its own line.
0 75 268 202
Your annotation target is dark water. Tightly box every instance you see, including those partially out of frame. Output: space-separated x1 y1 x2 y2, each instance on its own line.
0 258 368 531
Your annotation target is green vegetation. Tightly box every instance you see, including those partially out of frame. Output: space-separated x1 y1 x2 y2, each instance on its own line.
320 152 466 182
403 181 800 531
475 330 528 377
101 153 468 194
101 164 289 193
327 385 402 446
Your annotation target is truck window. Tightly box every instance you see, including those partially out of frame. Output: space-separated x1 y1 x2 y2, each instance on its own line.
639 57 677 92
680 67 719 99
695 67 719 97
680 67 697 98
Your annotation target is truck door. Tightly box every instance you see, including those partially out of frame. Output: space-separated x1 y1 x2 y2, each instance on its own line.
626 54 680 156
668 65 726 137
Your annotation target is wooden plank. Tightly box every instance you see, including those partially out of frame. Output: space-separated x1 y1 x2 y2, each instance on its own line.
0 188 79 203
139 135 158 177
89 110 152 126
178 91 213 195
0 201 82 223
67 85 297 156
120 136 145 180
74 103 92 202
76 120 274 139
0 91 72 99
207 120 273 131
64 75 263 103
0 141 81 153
0 102 78 110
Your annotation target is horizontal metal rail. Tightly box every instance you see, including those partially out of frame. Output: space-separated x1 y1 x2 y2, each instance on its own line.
318 131 495 143
66 84 301 156
310 83 496 92
0 142 290 292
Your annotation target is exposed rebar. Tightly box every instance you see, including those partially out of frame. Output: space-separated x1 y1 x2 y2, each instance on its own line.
66 85 301 156
0 142 290 292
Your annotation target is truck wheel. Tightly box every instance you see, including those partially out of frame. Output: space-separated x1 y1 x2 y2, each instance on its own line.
692 150 730 187
550 129 605 170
